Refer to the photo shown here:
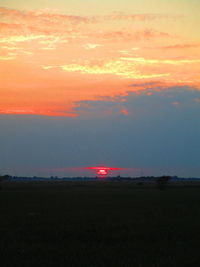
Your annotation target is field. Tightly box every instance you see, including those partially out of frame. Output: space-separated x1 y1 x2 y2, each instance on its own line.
0 181 200 266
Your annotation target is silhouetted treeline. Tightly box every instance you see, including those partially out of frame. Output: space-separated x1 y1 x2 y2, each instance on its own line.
0 175 11 181
2 175 200 182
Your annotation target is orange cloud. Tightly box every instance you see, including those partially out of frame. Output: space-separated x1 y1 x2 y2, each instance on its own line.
0 7 93 24
120 108 129 116
106 13 180 21
0 8 173 42
93 29 171 41
162 43 200 49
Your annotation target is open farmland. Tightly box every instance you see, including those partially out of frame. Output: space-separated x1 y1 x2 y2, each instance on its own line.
0 181 200 267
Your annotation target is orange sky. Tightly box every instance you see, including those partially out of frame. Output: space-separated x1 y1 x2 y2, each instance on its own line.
0 1 200 116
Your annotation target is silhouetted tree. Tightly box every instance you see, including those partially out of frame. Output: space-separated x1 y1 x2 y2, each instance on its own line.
156 176 171 190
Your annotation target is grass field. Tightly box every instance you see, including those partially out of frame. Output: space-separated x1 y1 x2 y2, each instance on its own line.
0 181 200 266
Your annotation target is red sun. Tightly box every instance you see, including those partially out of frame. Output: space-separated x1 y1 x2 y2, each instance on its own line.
84 166 124 178
97 169 108 175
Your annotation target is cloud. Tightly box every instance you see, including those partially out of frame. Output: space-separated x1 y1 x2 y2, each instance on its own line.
0 106 77 117
0 56 14 60
75 85 200 118
42 53 200 84
95 29 171 41
108 12 180 20
0 7 173 42
129 81 161 87
75 98 130 117
0 7 178 21
40 47 56 50
120 108 129 116
121 57 200 65
0 49 16 60
1 45 19 50
0 6 174 64
0 7 94 45
0 34 48 43
161 43 200 49
43 59 170 79
0 7 93 24
0 22 23 34
82 43 102 50
128 81 200 95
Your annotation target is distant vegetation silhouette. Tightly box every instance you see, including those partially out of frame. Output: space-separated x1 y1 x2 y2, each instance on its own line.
156 176 171 190
0 175 10 190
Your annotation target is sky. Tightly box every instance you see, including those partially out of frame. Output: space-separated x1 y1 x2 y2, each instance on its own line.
0 0 200 177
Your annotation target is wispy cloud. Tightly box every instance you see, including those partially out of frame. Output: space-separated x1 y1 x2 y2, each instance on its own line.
0 6 173 61
82 43 102 50
0 55 15 60
0 7 93 24
0 7 178 22
105 13 181 21
121 57 200 65
120 108 129 116
0 7 172 42
161 43 200 49
0 106 78 117
0 34 48 43
43 59 170 79
94 29 171 41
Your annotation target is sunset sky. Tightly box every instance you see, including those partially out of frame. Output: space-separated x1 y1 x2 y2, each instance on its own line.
0 0 200 177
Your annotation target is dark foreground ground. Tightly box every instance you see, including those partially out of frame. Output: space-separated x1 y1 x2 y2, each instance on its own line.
0 181 200 267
